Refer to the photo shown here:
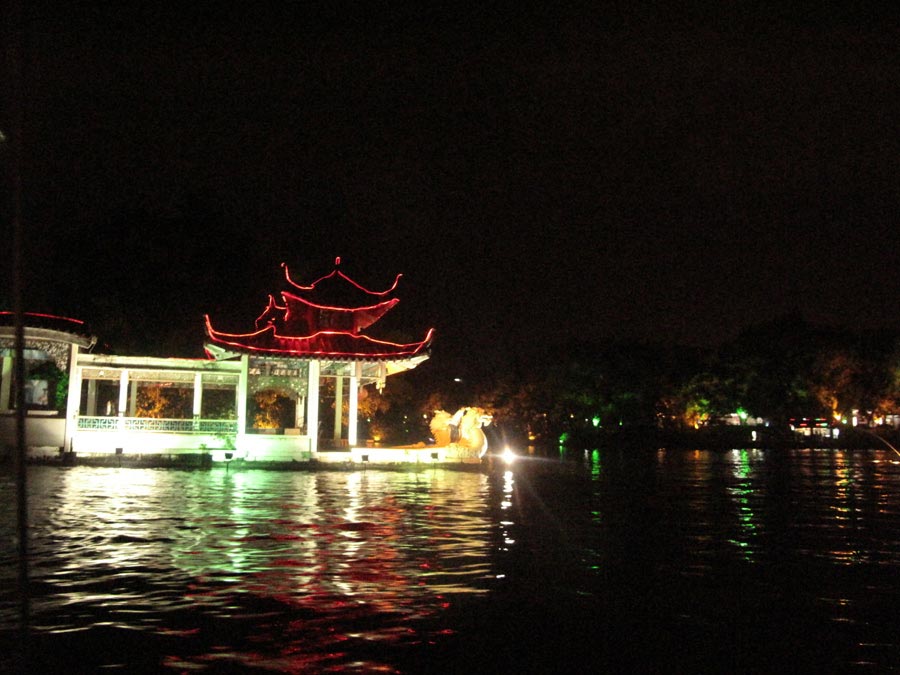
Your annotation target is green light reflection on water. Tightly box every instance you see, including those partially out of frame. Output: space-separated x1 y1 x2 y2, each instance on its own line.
47 466 499 599
22 465 507 672
728 449 759 562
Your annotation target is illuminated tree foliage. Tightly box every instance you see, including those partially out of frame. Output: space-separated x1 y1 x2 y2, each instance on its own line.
877 345 900 417
252 390 294 429
201 389 236 419
27 361 67 411
135 385 192 418
805 338 897 421
808 349 860 417
368 315 900 448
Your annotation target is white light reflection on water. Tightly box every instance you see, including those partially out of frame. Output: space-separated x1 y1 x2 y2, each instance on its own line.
499 470 516 550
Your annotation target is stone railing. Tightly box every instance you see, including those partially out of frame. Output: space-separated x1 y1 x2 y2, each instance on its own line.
77 417 239 434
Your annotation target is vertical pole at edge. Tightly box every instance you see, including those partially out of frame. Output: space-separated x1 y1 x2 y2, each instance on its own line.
6 0 31 664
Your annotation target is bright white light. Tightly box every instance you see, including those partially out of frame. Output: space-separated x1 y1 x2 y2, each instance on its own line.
502 446 516 464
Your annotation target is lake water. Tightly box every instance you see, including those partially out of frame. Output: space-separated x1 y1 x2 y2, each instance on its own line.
2 447 900 673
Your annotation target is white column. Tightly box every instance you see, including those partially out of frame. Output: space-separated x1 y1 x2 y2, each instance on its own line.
237 355 249 447
64 345 82 452
348 362 360 447
192 372 203 430
118 370 129 414
118 369 129 430
377 363 387 392
193 372 203 415
333 374 343 442
0 356 11 411
87 379 98 415
129 380 138 417
296 394 306 429
307 360 320 454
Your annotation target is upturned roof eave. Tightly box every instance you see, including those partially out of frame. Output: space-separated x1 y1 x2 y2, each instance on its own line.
203 326 434 362
203 340 432 362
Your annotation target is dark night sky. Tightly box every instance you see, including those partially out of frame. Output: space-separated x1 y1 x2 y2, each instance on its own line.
4 4 900 366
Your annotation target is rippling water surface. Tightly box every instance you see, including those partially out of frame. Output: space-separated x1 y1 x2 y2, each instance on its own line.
2 447 900 673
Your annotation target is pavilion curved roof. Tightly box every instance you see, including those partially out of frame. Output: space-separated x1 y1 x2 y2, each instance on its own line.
204 317 434 360
281 258 403 296
0 311 97 348
279 291 399 334
206 259 433 362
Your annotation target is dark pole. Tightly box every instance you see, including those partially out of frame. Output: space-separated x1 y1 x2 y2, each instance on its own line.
6 0 31 662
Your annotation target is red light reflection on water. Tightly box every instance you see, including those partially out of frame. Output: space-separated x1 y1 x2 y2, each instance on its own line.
158 470 494 672
15 467 496 673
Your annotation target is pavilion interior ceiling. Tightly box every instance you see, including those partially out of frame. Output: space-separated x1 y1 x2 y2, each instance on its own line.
79 367 239 388
248 374 307 396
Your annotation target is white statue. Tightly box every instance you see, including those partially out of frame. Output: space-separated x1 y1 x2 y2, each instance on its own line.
430 407 493 458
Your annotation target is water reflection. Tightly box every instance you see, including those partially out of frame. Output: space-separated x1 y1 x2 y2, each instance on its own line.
2 466 508 672
1 448 900 672
726 448 762 561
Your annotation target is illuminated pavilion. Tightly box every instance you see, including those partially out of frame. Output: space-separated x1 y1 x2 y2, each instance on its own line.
202 258 434 458
1 259 434 464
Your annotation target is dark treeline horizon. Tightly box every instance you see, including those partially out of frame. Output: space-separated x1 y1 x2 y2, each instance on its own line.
365 311 900 448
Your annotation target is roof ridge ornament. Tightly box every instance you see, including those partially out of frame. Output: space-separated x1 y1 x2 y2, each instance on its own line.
281 259 402 296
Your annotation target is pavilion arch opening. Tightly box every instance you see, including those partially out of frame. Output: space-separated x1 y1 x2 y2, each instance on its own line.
134 383 192 419
1 346 70 412
250 388 298 432
246 358 309 435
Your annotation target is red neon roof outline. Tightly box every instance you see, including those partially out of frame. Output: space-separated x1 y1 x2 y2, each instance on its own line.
254 295 287 329
205 315 433 359
281 261 402 296
281 291 399 315
205 316 273 340
211 330 433 358
0 311 85 325
206 314 431 345
282 292 398 334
